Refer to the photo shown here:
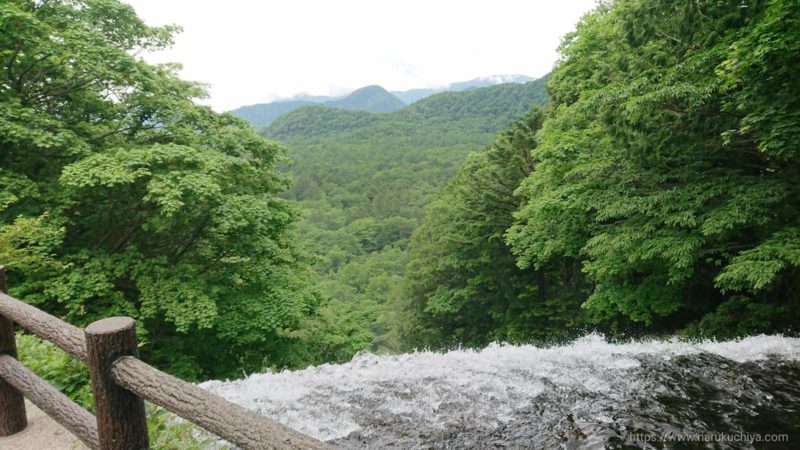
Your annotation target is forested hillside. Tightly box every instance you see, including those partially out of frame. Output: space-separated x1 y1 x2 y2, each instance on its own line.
405 109 586 347
405 0 800 348
325 85 404 113
228 86 403 128
230 74 537 127
266 80 548 356
389 75 535 104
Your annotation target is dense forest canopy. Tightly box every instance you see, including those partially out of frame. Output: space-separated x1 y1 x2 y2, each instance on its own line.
0 0 322 379
406 0 800 346
405 109 586 347
265 79 549 357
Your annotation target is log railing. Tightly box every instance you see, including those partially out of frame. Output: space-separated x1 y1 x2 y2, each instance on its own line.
0 266 332 450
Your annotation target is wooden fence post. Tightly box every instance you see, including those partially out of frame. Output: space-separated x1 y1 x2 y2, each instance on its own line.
0 265 27 436
85 317 149 450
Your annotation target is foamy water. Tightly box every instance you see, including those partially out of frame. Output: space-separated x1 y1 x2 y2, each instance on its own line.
201 334 800 448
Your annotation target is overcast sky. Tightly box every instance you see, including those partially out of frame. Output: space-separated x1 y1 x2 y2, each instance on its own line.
125 0 599 111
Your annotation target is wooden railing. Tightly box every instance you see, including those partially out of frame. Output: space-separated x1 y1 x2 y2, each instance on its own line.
0 266 332 450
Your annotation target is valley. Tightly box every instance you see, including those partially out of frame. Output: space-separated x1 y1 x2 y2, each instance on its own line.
259 78 549 360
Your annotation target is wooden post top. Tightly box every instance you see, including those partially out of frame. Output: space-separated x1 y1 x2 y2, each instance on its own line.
85 317 135 335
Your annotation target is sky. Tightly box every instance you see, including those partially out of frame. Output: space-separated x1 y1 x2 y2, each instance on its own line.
124 0 599 112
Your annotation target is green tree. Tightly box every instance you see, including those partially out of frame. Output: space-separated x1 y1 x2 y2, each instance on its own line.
508 0 800 336
1 0 319 379
405 110 586 347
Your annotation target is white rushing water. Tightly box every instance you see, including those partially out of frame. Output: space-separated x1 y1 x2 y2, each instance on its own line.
200 334 800 445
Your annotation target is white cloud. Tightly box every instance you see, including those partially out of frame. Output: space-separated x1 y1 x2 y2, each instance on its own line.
124 0 599 111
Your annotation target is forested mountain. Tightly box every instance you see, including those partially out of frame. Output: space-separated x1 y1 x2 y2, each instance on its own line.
389 74 535 104
230 74 536 126
405 0 800 348
229 85 402 127
265 79 548 356
267 79 548 140
325 85 405 113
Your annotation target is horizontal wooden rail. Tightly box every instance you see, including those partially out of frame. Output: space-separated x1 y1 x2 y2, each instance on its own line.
0 264 331 449
0 292 87 362
111 356 332 450
0 354 100 449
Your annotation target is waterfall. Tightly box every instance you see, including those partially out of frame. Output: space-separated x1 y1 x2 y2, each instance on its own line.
201 334 800 449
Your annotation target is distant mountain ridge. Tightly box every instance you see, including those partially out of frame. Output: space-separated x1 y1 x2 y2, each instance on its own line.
229 100 315 129
391 74 535 103
229 74 536 127
326 85 405 113
265 77 548 141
